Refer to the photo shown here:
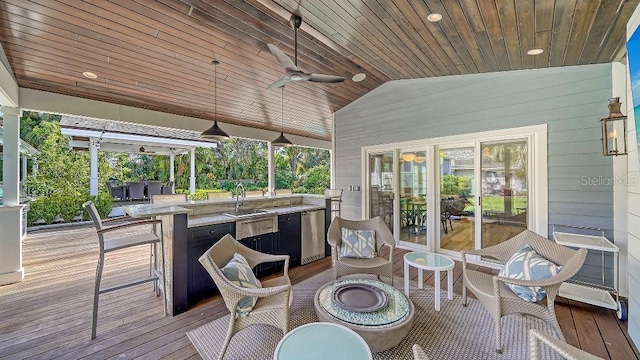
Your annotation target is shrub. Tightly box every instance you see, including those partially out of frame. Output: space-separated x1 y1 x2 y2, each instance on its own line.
301 165 330 195
27 192 112 225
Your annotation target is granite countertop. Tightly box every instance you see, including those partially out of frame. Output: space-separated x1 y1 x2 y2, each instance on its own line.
186 204 325 228
122 204 192 218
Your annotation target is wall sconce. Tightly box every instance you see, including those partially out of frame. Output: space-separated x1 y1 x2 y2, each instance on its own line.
601 97 627 156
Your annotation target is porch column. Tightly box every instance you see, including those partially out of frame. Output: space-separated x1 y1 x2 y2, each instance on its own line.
89 137 100 196
268 142 275 196
3 107 20 205
169 153 175 192
189 148 195 195
0 106 24 285
21 155 27 192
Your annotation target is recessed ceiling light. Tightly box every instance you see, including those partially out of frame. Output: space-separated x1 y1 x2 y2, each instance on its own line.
527 48 544 56
352 73 366 82
426 13 442 22
82 71 97 79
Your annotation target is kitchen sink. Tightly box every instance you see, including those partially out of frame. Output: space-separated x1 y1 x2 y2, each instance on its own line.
224 209 274 218
224 209 278 239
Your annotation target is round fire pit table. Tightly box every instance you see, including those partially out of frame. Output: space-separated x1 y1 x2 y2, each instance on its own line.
314 278 415 352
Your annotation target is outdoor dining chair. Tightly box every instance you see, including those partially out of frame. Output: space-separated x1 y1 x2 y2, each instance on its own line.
145 181 162 198
83 201 167 339
127 181 145 201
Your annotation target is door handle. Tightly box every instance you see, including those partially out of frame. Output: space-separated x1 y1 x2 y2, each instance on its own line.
478 196 482 206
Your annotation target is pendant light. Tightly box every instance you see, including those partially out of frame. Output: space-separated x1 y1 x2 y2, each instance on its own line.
272 86 293 147
201 60 230 140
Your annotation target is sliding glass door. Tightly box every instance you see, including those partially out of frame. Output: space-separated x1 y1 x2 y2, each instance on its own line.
363 125 544 261
367 152 394 231
399 149 427 246
480 140 528 248
439 146 475 252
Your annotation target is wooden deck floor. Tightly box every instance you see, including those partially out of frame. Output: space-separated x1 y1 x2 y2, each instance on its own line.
0 225 638 359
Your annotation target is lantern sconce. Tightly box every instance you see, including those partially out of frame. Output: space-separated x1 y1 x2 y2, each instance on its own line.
601 97 627 156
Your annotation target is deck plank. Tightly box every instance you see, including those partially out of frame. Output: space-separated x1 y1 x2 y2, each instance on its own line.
0 226 636 359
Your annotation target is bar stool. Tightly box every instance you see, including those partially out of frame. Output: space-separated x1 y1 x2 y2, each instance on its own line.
324 188 343 218
83 201 167 339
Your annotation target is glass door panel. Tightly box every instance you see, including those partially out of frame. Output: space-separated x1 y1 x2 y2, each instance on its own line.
439 147 475 251
398 150 427 246
480 140 528 248
368 152 394 231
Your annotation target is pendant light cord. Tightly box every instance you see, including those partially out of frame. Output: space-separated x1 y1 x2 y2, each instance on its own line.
214 60 218 122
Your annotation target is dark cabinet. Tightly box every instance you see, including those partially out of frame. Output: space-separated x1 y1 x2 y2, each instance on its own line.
239 233 278 278
186 222 235 307
278 213 301 267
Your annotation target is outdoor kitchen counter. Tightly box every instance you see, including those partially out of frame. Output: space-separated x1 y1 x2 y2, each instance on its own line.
186 204 325 228
119 194 329 316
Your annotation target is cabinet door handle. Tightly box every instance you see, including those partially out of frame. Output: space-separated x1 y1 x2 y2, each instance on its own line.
210 230 216 234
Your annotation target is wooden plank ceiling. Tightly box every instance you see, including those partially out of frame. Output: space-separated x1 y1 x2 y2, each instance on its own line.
0 0 637 141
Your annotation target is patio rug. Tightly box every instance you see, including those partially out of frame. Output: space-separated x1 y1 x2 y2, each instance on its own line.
187 269 562 360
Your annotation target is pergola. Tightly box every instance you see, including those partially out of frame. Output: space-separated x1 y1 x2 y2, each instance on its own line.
59 116 220 195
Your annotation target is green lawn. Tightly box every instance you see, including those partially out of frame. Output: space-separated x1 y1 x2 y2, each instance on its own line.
465 196 527 214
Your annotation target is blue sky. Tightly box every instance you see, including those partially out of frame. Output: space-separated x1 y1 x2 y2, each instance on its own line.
628 27 640 108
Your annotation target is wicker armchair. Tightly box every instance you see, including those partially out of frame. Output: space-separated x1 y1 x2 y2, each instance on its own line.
198 234 292 360
529 329 603 360
412 344 430 360
327 216 395 285
461 230 587 353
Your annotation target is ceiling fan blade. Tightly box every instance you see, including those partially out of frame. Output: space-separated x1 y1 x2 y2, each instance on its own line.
267 77 292 90
307 73 346 83
267 44 297 72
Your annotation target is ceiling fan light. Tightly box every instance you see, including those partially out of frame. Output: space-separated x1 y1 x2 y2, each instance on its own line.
202 121 230 140
290 74 303 81
272 132 293 147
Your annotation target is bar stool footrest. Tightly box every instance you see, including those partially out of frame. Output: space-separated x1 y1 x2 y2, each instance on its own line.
99 276 159 294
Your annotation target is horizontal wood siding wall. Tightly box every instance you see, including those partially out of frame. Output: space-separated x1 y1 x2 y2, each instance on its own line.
627 4 640 348
335 64 614 285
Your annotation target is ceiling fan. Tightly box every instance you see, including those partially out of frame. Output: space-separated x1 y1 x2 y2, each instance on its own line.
139 146 156 154
266 15 345 90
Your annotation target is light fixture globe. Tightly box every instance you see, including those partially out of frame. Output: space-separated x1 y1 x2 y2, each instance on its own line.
201 59 230 140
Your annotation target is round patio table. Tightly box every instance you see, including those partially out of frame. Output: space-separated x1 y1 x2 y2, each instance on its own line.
403 251 454 311
274 322 372 360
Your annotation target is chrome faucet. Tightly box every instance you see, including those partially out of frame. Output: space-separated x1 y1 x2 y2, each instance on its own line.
235 183 246 212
